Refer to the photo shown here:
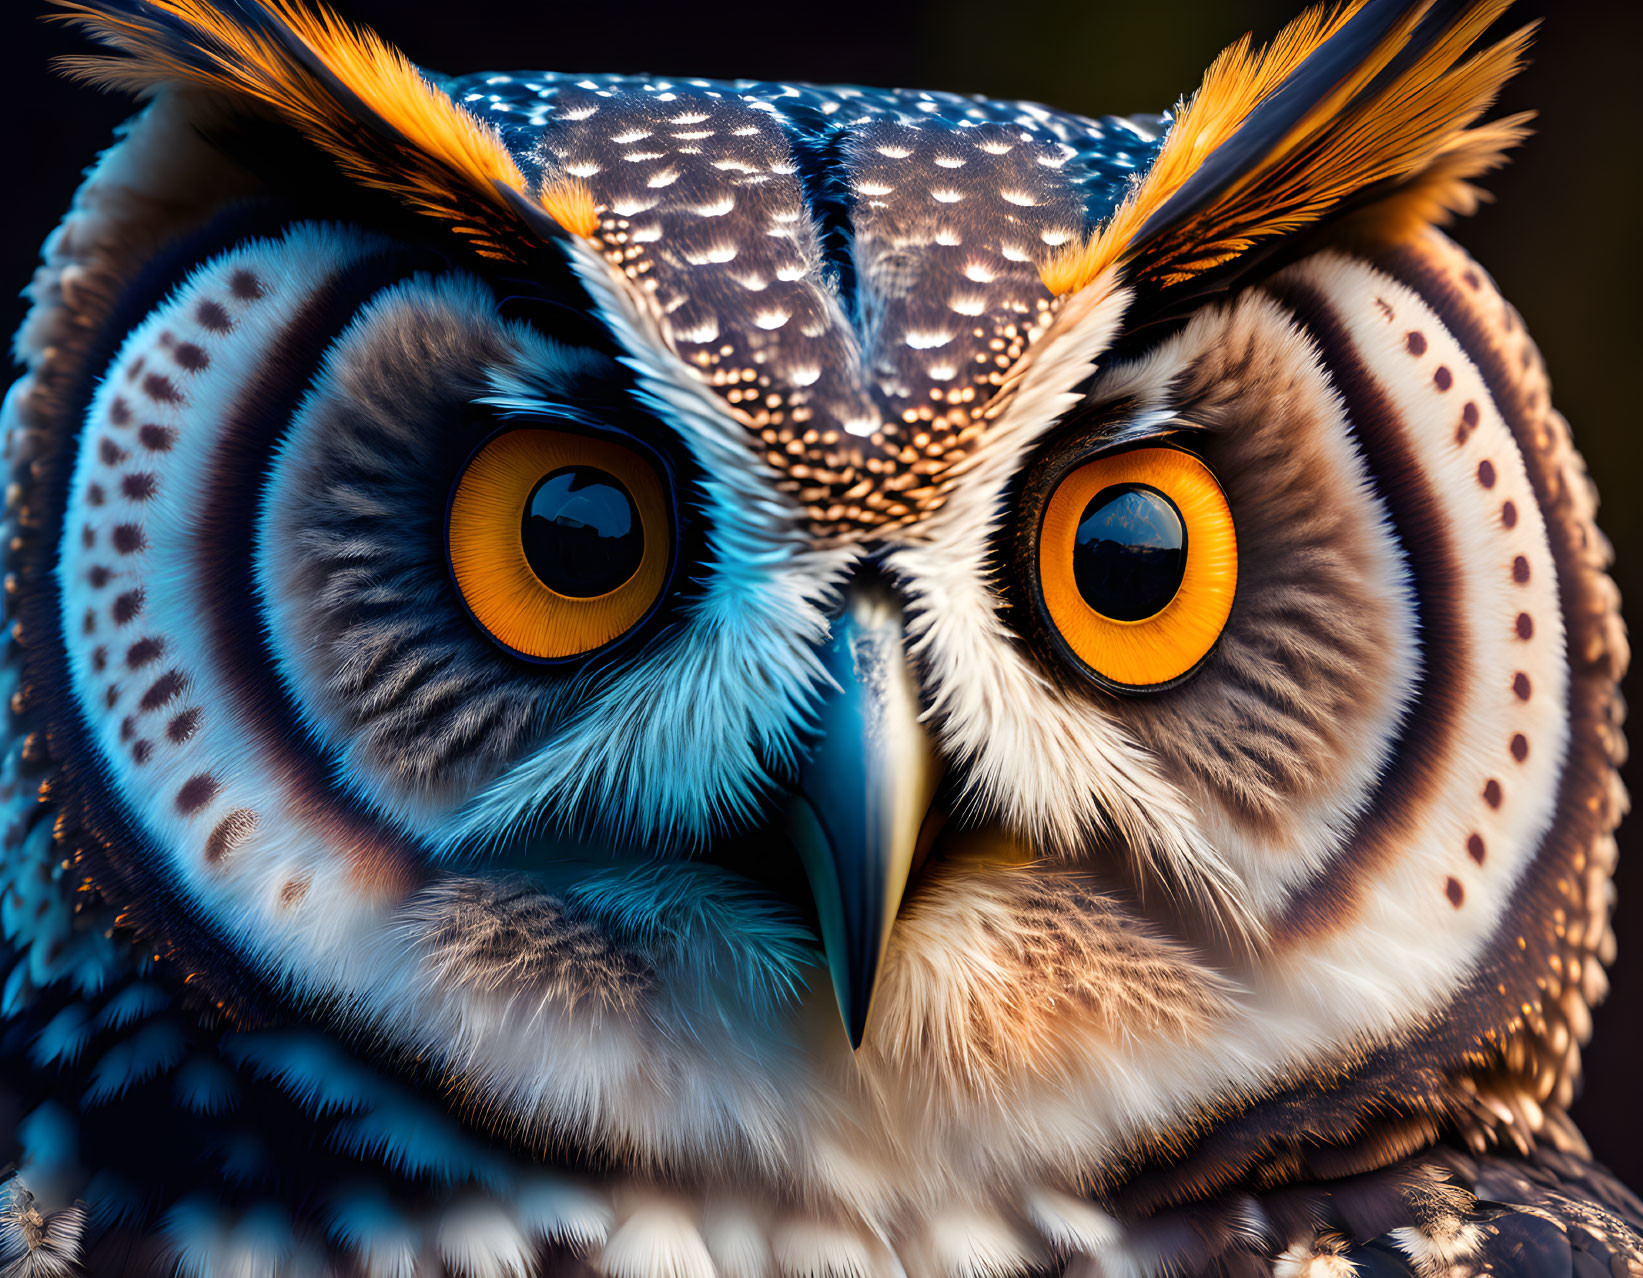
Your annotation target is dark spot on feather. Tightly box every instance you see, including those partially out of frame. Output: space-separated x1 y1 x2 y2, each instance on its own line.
82 609 97 636
167 707 202 743
143 373 181 404
186 245 433 902
126 355 145 383
1433 365 1453 391
1483 779 1502 809
90 646 107 673
103 684 120 709
173 342 209 372
86 483 105 506
122 473 157 501
1477 460 1495 489
1404 331 1427 356
86 566 111 589
99 438 128 466
139 424 176 452
176 773 220 816
132 740 152 765
205 809 258 864
1462 401 1479 428
1466 834 1486 865
1445 876 1464 907
1513 672 1532 701
112 524 146 555
1512 555 1530 584
112 589 144 624
1501 500 1518 529
1510 733 1529 762
80 526 95 549
196 300 232 333
109 397 131 427
126 637 164 669
140 670 187 711
1515 612 1533 640
119 716 135 743
229 270 265 301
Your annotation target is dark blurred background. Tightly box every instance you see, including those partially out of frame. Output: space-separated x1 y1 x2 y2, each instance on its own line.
3 0 1639 1182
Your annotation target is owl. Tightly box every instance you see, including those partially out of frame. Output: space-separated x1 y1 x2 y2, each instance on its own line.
0 0 1637 1275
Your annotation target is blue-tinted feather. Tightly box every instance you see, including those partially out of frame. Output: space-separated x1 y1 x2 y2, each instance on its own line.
31 1004 93 1068
219 1032 376 1116
82 1021 186 1104
95 981 168 1031
173 1056 240 1117
330 1097 511 1190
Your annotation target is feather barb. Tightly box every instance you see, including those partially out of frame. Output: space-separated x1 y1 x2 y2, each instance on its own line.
50 0 597 255
1043 0 1532 296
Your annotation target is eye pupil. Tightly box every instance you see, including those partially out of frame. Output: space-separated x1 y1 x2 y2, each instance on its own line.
521 466 644 598
1072 484 1187 621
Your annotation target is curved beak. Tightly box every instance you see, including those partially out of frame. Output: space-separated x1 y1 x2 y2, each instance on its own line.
787 580 942 1049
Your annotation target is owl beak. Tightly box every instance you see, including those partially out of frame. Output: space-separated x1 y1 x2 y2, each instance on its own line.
788 580 942 1050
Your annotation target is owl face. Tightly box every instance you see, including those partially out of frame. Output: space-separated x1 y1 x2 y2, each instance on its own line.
1 0 1626 1263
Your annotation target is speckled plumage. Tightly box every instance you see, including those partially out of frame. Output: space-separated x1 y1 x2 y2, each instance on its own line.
446 70 1164 536
1 1 1638 1276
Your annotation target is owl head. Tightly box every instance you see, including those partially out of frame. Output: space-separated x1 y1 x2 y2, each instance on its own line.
0 0 1627 1272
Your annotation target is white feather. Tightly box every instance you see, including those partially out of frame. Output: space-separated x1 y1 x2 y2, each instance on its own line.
436 1202 533 1278
598 1198 717 1278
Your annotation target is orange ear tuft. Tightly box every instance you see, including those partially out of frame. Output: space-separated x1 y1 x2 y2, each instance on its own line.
1043 0 1532 298
52 0 595 259
538 178 600 240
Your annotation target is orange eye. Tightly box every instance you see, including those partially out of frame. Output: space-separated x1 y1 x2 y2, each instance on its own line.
448 429 672 660
1036 446 1236 689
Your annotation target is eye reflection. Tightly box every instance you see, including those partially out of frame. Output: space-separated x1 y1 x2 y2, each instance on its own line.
1072 484 1187 621
522 466 644 598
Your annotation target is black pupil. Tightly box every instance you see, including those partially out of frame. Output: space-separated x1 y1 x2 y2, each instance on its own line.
521 466 644 597
1072 484 1188 621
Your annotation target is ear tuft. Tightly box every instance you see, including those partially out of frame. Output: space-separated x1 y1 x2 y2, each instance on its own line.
50 0 593 259
538 177 601 240
1043 0 1533 298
